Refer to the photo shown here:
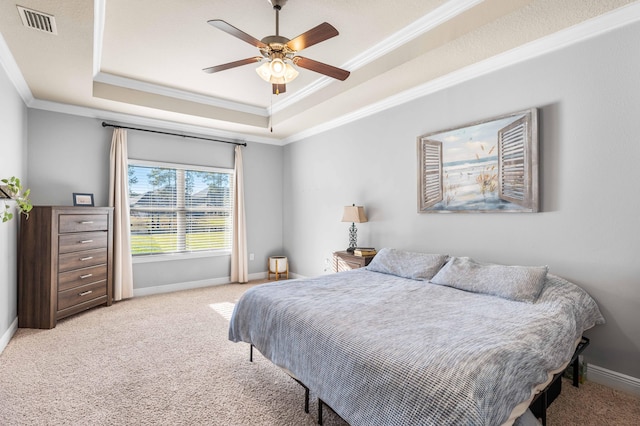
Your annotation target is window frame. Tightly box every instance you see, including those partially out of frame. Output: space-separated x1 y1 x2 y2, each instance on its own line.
128 158 234 262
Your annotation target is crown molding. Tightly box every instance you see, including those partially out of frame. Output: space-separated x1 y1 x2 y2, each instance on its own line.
28 98 282 145
283 1 640 144
93 0 105 77
0 31 33 105
94 72 268 117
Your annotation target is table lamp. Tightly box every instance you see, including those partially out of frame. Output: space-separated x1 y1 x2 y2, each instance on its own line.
341 204 367 253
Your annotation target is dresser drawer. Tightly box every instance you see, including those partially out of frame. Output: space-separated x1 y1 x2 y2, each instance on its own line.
58 280 107 311
59 248 108 272
59 214 109 234
58 264 108 292
340 259 364 270
59 231 108 253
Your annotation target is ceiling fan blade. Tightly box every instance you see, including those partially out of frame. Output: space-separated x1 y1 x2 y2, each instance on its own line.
203 57 263 74
286 22 339 52
272 84 286 95
207 19 267 49
293 56 350 81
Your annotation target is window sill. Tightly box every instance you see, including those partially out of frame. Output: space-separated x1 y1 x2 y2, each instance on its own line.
132 250 231 264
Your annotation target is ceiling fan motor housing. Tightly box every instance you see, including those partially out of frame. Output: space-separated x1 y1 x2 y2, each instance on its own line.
261 35 290 49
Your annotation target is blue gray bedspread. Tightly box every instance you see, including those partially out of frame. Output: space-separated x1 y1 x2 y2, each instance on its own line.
229 269 604 425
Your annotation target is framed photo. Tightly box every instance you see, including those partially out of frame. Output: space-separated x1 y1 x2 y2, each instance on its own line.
417 108 538 213
73 193 95 206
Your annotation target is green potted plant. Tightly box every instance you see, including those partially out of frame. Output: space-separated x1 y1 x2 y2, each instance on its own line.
1 176 33 223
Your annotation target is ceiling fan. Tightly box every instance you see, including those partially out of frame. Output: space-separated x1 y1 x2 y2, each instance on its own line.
203 0 350 95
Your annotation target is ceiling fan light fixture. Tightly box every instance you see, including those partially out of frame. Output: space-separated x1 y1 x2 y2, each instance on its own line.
256 59 299 84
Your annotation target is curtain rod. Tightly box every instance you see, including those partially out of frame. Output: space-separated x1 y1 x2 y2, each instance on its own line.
101 122 247 147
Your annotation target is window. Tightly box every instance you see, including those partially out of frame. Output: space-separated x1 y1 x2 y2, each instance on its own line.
128 160 234 256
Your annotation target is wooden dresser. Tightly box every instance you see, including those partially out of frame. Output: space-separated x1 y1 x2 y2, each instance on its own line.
18 206 114 329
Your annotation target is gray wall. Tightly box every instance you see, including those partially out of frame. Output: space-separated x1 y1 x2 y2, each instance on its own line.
283 22 640 378
26 110 283 289
0 60 27 343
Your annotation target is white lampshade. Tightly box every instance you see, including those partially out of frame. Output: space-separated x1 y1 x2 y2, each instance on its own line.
341 205 367 223
256 62 272 81
256 60 299 84
269 58 286 77
282 63 299 81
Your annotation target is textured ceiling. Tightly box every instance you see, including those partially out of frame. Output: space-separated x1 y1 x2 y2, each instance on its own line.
0 0 637 143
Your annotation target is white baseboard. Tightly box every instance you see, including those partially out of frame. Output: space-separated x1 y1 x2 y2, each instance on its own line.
0 317 18 355
289 272 306 279
132 271 269 297
588 363 640 397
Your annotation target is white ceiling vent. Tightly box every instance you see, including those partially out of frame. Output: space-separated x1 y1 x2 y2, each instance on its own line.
17 5 58 35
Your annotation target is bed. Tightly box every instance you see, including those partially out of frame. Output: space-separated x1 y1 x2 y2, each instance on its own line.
228 248 605 425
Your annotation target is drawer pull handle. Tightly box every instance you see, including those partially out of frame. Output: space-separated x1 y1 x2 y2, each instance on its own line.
80 240 94 244
80 221 94 224
80 256 94 261
80 274 93 279
79 290 93 296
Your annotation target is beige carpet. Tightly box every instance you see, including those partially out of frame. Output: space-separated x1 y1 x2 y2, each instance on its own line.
1 281 638 425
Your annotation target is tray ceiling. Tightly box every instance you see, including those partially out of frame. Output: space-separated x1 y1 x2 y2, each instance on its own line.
0 0 637 144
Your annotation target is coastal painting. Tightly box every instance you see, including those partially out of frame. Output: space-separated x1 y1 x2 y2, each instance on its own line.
417 108 538 213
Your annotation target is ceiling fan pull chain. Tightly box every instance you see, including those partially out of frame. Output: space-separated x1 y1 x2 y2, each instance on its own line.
269 93 274 132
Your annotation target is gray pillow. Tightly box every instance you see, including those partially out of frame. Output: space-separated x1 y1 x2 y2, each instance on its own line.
366 248 448 281
430 257 548 303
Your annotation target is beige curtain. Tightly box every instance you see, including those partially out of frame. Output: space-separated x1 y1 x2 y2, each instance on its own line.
109 128 134 300
231 145 248 283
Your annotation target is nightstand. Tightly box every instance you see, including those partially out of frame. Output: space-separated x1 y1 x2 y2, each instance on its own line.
333 251 375 272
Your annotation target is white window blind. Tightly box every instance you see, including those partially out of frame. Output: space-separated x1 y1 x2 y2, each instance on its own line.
128 160 234 256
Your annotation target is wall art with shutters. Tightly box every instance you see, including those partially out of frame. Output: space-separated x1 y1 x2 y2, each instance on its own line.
417 108 538 213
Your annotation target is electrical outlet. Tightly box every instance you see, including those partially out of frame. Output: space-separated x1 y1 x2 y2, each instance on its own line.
249 253 255 261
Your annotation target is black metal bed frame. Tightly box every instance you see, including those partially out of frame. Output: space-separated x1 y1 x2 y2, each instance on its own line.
249 337 590 425
530 336 590 425
250 344 310 414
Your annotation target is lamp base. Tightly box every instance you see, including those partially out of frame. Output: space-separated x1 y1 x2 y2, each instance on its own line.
347 222 358 254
